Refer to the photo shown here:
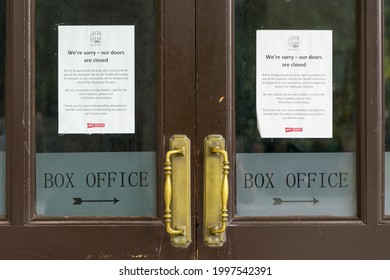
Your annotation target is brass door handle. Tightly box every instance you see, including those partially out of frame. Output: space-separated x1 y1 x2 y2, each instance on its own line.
163 135 191 248
204 135 229 247
164 147 185 235
208 147 229 234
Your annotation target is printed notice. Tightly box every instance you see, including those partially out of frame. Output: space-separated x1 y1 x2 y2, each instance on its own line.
58 25 135 134
257 30 332 138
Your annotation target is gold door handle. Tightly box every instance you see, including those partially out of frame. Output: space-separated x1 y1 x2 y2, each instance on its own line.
204 135 229 247
208 147 229 234
164 135 191 248
164 147 185 235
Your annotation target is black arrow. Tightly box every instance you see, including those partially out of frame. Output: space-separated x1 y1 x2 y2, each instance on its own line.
273 197 319 205
73 197 119 205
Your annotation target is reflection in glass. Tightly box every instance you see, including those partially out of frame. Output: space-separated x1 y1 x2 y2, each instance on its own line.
235 0 357 216
384 0 390 215
36 0 156 153
0 0 6 216
35 0 157 216
236 0 357 153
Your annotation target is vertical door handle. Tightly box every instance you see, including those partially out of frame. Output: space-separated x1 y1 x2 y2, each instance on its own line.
208 147 229 234
204 135 229 247
164 135 191 248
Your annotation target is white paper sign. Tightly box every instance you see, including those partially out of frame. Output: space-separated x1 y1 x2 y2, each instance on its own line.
58 25 135 134
256 30 332 138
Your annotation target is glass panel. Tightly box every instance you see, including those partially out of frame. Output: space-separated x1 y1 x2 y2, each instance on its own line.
235 0 357 216
385 0 390 215
0 0 6 216
35 0 157 216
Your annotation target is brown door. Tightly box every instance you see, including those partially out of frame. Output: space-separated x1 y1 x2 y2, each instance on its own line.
196 0 390 259
2 0 196 259
2 0 390 260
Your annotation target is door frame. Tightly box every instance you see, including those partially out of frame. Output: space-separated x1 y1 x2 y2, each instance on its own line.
1 0 388 259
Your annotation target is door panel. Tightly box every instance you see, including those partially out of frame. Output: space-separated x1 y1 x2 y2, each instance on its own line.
2 0 196 259
197 0 389 259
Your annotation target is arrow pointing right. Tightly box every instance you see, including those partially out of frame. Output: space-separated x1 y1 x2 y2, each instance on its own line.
273 197 319 205
73 197 119 205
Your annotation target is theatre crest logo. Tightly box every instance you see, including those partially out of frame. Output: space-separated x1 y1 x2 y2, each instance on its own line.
89 31 102 46
288 35 300 50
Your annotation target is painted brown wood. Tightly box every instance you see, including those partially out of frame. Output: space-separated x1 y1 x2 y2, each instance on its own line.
195 0 233 259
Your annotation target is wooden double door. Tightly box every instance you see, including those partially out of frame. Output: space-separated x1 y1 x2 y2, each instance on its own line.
1 0 389 259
